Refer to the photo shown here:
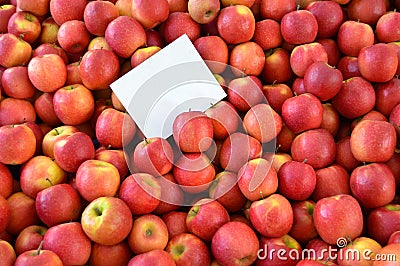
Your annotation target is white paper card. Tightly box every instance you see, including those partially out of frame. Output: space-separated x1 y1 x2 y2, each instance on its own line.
110 34 226 139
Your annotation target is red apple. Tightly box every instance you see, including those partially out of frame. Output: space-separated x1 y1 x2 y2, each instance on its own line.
227 76 265 112
282 93 323 134
128 214 169 254
34 93 62 126
0 163 12 198
0 124 36 165
89 241 132 266
376 11 400 43
0 5 16 34
7 11 41 44
162 12 201 43
153 174 184 214
350 163 396 209
217 5 255 44
375 77 400 117
388 231 400 244
76 160 120 201
256 234 302 265
261 48 293 84
335 136 362 172
0 98 36 126
32 43 68 65
186 198 230 242
337 20 374 57
20 155 67 198
0 240 16 266
250 194 293 237
367 204 400 245
130 46 161 68
188 0 220 24
1 66 36 99
306 1 343 38
43 222 91 265
358 43 398 83
0 195 10 234
83 1 119 36
14 225 47 256
230 41 265 76
347 0 386 25
7 192 40 235
57 20 90 54
115 0 133 16
304 61 343 101
162 211 189 239
132 0 169 28
79 49 120 90
127 250 176 266
205 100 240 140
17 0 49 16
38 17 59 44
253 19 283 50
95 147 129 179
259 0 296 21
0 33 32 68
314 194 363 245
81 196 132 246
41 125 79 159
290 42 328 77
390 103 400 138
53 131 95 173
350 120 396 163
331 77 375 119
386 152 400 187
49 0 87 25
15 243 64 266
336 237 382 266
373 243 400 266
119 173 161 215
289 200 318 245
211 221 259 266
281 10 318 45
27 54 67 93
166 233 211 266
262 83 292 115
167 0 188 13
317 38 341 67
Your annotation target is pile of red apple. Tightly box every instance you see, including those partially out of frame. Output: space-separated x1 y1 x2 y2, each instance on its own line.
1 0 400 265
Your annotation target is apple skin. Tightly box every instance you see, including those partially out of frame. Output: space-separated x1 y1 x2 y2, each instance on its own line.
281 10 318 45
336 237 382 266
105 15 147 58
41 125 79 159
20 155 67 199
304 62 343 101
127 250 176 266
194 36 228 74
337 56 361 80
219 132 262 172
320 103 340 137
34 93 62 126
237 158 278 201
132 0 169 28
375 77 400 117
250 194 293 238
186 198 230 242
89 241 132 266
0 5 16 34
53 84 95 126
390 103 400 138
388 231 400 244
0 240 16 266
81 196 133 246
261 48 293 84
133 137 174 177
130 46 161 68
209 171 247 213
96 108 136 149
14 247 63 266
57 20 90 54
7 192 40 236
153 174 184 215
253 19 282 50
0 33 32 68
367 204 400 245
227 76 265 112
331 77 376 119
162 211 189 239
262 83 293 115
289 200 318 245
386 153 400 187
205 100 240 140
128 214 169 254
27 54 67 93
306 1 343 39
347 0 386 26
83 1 119 36
256 234 302 266
79 49 120 90
14 225 47 255
0 98 36 126
166 233 211 265
0 195 10 234
337 20 374 57
95 147 129 179
243 103 283 143
335 136 362 172
1 66 36 99
53 131 95 173
282 93 323 134
290 42 328 77
0 124 36 165
317 38 341 67
211 221 259 266
49 0 87 26
373 243 400 266
32 43 69 65
43 222 91 265
230 41 265 76
188 0 220 24
119 173 161 215
259 0 296 22
217 5 255 44
376 11 400 43
162 12 201 43
7 11 41 44
358 43 398 83
314 194 363 245
350 163 396 209
38 17 59 44
350 120 396 163
167 0 188 13
278 160 316 201
76 160 120 201
0 163 13 198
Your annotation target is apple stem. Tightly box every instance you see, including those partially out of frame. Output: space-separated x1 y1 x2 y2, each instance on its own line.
302 158 308 164
37 240 44 255
54 128 60 135
275 144 281 153
144 138 149 144
46 178 54 186
241 69 246 78
363 162 366 166
260 190 264 199
296 5 300 11
272 80 277 86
